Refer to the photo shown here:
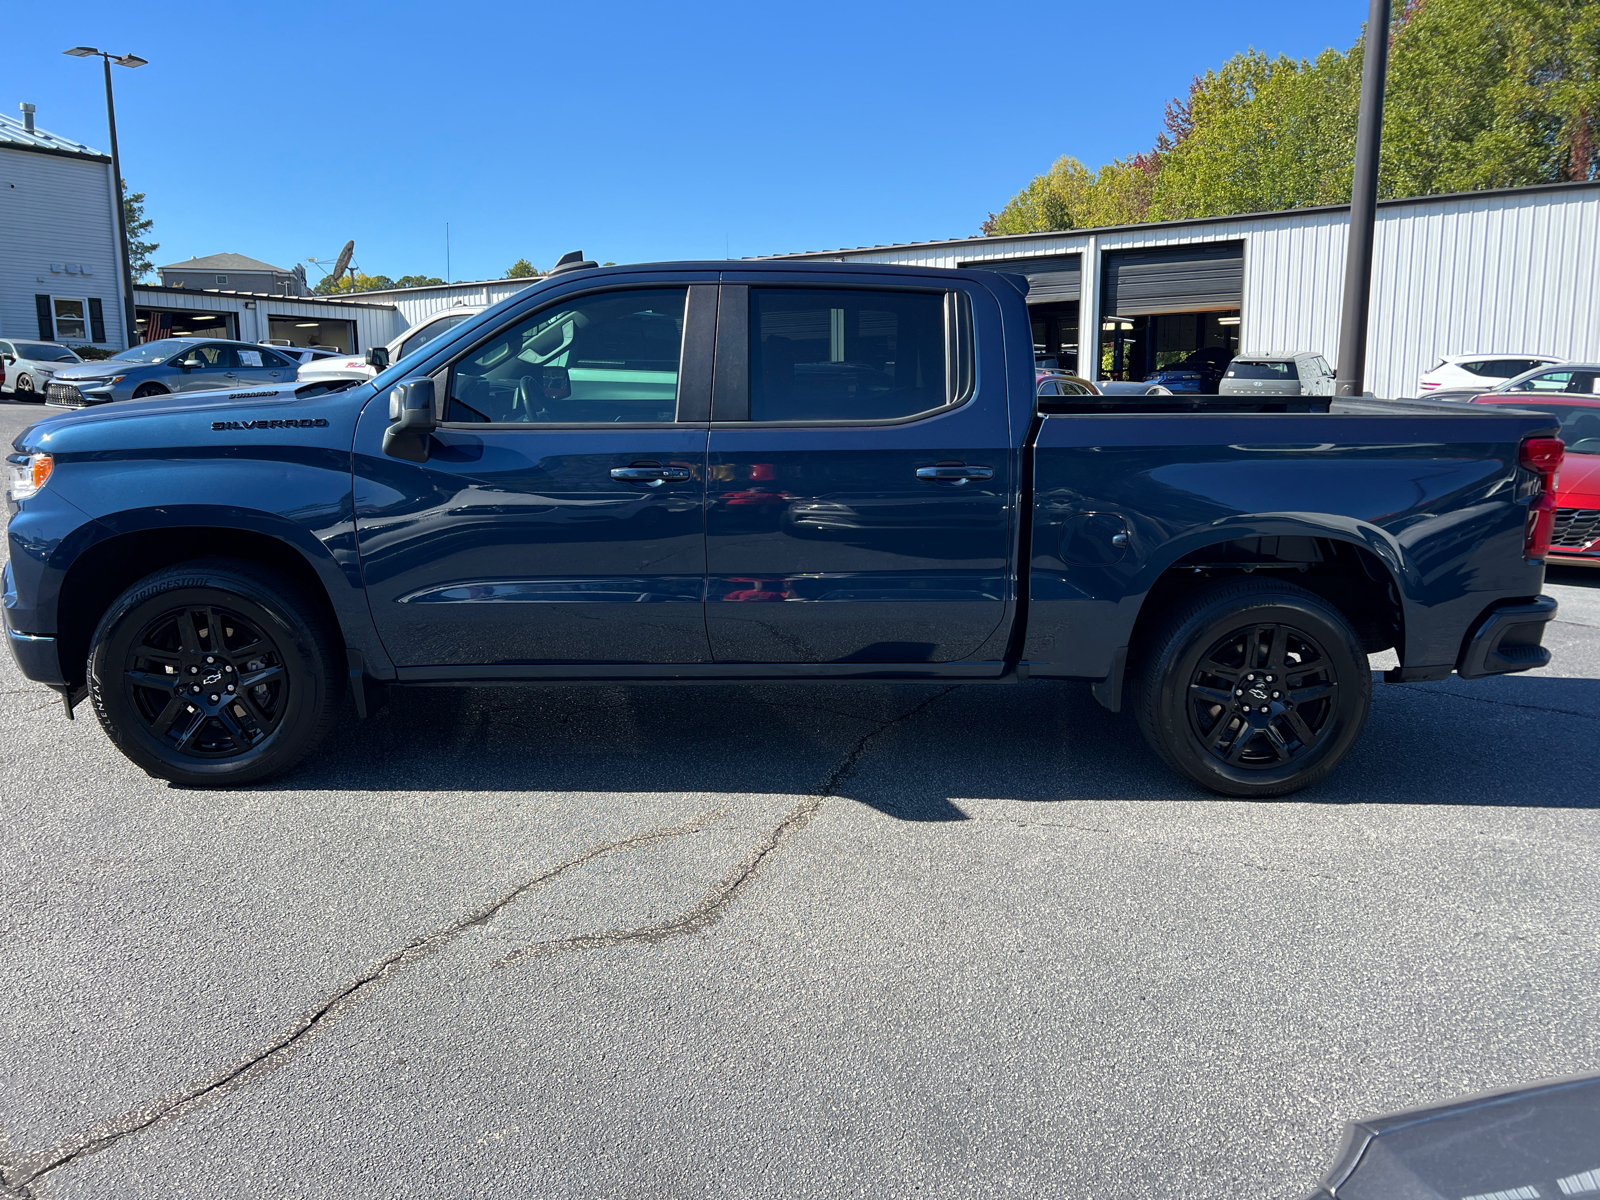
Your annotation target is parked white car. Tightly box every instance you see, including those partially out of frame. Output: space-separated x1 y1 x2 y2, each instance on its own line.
0 339 84 400
260 343 349 367
1417 353 1562 395
294 306 486 387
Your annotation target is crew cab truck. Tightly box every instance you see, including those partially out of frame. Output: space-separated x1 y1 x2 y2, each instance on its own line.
4 260 1563 796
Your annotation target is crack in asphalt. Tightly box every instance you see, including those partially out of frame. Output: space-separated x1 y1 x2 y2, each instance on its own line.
499 686 962 963
1396 683 1600 722
0 810 725 1195
2 685 963 1190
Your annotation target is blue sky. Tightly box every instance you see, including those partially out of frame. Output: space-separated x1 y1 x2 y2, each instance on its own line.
8 2 1366 284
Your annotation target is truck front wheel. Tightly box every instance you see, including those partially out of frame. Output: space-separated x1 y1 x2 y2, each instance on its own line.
87 559 344 786
1133 580 1372 798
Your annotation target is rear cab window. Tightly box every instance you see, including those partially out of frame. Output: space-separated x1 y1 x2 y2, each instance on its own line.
746 287 970 423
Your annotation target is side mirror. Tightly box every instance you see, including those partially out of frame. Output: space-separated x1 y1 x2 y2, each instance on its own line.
366 346 390 370
540 365 571 401
178 361 193 372
382 377 437 463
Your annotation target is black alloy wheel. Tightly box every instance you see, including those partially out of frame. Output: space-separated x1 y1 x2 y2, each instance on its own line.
132 383 166 399
89 559 343 785
1186 623 1336 769
122 604 289 759
1134 580 1372 797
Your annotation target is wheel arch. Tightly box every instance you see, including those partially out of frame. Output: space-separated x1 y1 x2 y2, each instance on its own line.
1126 526 1408 662
53 511 385 688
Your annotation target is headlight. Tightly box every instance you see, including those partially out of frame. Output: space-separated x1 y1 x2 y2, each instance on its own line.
6 453 53 502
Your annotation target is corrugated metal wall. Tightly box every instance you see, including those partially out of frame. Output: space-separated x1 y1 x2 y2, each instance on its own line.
132 288 399 353
818 185 1600 396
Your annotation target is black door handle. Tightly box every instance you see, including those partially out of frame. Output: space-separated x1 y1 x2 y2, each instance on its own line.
611 465 692 486
916 464 994 485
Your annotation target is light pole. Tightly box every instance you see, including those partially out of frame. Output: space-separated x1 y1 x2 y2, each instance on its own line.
1334 0 1392 398
64 46 146 346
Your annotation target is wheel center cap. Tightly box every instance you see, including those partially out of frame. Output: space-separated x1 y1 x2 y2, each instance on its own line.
1249 687 1268 701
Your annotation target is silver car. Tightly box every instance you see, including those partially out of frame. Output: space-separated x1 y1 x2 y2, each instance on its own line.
1218 351 1337 398
44 338 301 408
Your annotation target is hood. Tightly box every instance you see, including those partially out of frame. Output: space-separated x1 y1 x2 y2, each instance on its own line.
1558 450 1600 507
50 360 125 381
15 380 374 456
15 381 331 449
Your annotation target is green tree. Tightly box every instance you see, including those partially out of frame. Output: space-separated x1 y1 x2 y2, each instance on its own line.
395 274 446 288
506 258 538 278
313 272 398 295
122 182 158 280
981 0 1599 235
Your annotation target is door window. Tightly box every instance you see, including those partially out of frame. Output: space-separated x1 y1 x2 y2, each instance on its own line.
749 288 950 422
1516 371 1574 392
178 344 240 370
445 289 687 424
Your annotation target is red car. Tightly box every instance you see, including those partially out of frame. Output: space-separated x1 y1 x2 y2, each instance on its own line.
1472 377 1600 567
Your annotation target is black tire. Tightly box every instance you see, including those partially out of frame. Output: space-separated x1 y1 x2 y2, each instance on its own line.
1133 580 1372 798
132 383 167 399
16 374 40 401
88 559 344 786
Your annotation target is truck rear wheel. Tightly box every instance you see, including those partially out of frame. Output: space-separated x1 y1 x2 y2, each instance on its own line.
87 559 343 786
1133 580 1371 798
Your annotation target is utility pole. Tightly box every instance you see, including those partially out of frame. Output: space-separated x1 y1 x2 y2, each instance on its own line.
64 47 146 346
1334 0 1392 397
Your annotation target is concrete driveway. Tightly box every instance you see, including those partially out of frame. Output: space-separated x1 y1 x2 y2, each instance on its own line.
2 395 1597 1199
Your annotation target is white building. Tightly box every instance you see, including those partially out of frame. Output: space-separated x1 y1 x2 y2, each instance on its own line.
772 180 1600 397
0 107 129 352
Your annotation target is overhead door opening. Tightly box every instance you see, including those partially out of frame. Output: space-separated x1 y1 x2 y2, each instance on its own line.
960 254 1082 372
1100 242 1243 388
137 308 237 342
267 316 356 352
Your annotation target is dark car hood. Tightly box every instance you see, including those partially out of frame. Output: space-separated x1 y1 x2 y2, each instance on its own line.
14 382 366 452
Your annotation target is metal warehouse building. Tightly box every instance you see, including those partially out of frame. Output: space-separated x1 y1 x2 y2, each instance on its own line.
774 180 1600 397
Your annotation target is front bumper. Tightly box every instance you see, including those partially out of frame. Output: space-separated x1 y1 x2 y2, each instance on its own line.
2 563 64 685
1456 594 1558 679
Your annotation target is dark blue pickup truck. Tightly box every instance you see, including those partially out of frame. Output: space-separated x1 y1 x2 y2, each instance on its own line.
4 259 1564 795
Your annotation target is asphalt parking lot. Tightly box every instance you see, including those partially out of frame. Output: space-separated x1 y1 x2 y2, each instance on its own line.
2 395 1597 1199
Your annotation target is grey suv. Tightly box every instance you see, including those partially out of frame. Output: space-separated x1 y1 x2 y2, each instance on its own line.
45 338 300 408
1219 351 1336 398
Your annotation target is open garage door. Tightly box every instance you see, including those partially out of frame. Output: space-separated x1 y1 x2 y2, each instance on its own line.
960 254 1082 371
1100 242 1243 386
1102 242 1242 315
959 253 1080 301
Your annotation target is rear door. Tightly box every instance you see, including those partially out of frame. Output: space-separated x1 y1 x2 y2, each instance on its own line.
703 276 1013 666
235 345 293 386
354 278 717 667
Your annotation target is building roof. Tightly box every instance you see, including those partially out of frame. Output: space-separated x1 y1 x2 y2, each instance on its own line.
767 178 1600 261
160 252 294 274
0 112 108 162
132 283 398 310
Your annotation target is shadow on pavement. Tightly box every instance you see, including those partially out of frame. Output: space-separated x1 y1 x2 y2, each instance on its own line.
249 672 1600 818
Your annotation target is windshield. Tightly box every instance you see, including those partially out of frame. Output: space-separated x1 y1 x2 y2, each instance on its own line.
1481 401 1600 454
15 343 79 362
110 339 194 364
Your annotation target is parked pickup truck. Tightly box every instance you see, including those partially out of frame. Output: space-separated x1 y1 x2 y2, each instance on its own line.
4 260 1563 796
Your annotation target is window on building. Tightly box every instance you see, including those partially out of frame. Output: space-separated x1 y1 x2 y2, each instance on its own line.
216 275 229 285
749 288 951 422
52 298 88 340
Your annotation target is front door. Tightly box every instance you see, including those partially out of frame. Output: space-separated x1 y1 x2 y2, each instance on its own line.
704 281 1013 665
354 284 715 667
173 343 241 392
